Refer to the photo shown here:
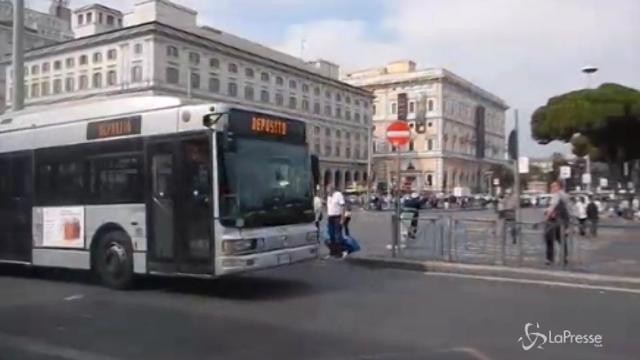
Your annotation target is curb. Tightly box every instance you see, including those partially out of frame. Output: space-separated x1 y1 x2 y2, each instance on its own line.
347 256 640 290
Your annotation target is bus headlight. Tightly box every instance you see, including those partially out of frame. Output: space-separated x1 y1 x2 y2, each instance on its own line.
306 231 318 244
222 238 265 255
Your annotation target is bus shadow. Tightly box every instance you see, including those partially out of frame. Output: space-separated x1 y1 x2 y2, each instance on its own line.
0 264 325 301
137 275 319 301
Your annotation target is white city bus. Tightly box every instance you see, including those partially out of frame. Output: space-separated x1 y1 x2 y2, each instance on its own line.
0 96 319 288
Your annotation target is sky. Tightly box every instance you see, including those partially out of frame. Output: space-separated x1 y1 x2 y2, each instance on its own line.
32 0 640 157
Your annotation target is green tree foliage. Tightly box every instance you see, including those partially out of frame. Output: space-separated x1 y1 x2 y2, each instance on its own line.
489 163 514 189
531 83 640 167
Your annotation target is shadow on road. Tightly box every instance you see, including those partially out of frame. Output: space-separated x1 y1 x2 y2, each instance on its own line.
0 264 323 301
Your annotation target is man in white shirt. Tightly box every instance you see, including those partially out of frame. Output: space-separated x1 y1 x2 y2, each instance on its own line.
326 184 345 258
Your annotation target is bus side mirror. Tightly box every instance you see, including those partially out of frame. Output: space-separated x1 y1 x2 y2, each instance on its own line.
310 154 320 189
203 113 223 128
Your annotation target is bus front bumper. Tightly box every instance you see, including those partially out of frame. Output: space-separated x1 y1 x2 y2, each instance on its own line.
217 244 318 275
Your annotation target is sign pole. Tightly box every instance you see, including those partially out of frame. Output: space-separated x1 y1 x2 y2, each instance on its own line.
385 120 411 258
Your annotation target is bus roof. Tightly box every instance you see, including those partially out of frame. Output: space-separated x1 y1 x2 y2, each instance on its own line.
0 96 190 133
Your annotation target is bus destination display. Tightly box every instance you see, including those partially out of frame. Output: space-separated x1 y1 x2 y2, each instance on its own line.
230 110 305 144
87 116 142 140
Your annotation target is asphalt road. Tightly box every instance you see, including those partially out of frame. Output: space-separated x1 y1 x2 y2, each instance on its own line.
1 261 638 360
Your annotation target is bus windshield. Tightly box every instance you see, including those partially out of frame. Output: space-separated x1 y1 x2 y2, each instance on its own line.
218 135 314 228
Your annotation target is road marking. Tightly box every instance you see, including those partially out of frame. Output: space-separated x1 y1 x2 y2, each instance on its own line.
441 347 493 360
423 272 640 295
0 332 121 360
64 294 85 301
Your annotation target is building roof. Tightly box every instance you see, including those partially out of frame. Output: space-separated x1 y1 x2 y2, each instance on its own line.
73 3 123 15
344 65 508 109
5 21 371 97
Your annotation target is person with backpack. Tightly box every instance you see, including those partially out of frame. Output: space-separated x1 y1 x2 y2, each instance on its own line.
544 181 571 265
587 196 599 237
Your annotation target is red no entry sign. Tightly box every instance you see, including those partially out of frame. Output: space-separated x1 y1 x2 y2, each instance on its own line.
386 121 411 147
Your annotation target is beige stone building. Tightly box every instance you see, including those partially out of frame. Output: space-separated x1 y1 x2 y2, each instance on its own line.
343 60 508 194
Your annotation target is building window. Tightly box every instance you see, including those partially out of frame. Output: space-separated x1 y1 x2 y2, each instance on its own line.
77 13 83 25
65 57 74 68
346 147 351 159
325 128 331 137
409 101 415 113
302 83 309 93
276 76 284 86
314 126 320 135
363 115 369 124
86 12 92 23
428 99 434 111
355 99 360 106
93 52 102 63
134 44 143 55
373 104 376 115
314 143 321 154
289 79 297 89
313 102 320 114
428 121 433 127
107 49 117 60
79 55 88 65
188 52 200 65
336 107 342 118
79 75 88 89
65 77 74 92
41 81 50 96
166 45 179 58
244 85 254 101
335 93 342 102
260 89 269 103
346 110 351 121
288 96 297 109
245 68 254 78
209 58 219 68
53 79 62 94
208 77 220 93
355 133 360 141
53 60 61 70
31 65 39 75
409 141 414 151
98 12 103 24
363 101 369 109
314 87 320 96
427 139 434 151
228 63 238 73
325 90 331 99
107 71 117 86
336 130 341 139
354 148 360 159
228 82 238 97
325 144 331 157
324 105 332 116
30 83 39 97
166 67 179 84
190 72 200 89
131 65 143 83
391 102 397 114
302 99 309 112
335 145 340 157
347 96 352 104
260 72 269 82
106 15 114 25
275 93 284 106
354 113 361 122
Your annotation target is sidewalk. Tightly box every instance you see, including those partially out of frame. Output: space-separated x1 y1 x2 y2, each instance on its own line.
348 211 640 281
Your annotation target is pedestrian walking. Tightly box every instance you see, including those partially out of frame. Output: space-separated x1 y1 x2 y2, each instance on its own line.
587 196 599 237
544 181 571 266
576 197 588 236
326 185 346 258
313 191 323 231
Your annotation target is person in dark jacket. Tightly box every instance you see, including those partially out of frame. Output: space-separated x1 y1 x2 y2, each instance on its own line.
403 193 421 239
587 196 599 237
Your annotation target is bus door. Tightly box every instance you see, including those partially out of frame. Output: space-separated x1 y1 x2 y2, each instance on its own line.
0 153 33 263
146 135 213 274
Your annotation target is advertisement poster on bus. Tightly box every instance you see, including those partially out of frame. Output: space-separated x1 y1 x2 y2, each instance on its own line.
42 207 85 248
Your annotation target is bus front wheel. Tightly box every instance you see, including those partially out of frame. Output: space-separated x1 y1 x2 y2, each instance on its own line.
93 230 134 289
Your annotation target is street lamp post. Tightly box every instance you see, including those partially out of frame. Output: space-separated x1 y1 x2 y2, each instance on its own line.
12 0 25 111
581 66 598 193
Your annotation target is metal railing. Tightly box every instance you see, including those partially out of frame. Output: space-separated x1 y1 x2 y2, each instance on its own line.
391 213 580 270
